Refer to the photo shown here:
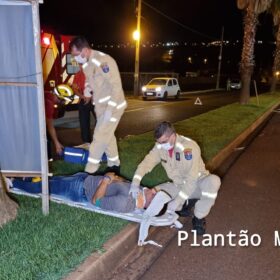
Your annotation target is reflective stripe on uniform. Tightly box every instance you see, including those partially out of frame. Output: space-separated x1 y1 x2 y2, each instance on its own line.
82 62 89 69
87 157 100 164
98 96 111 103
178 191 189 200
156 144 162 149
175 142 184 151
110 117 118 122
108 100 117 107
133 174 142 181
116 100 127 109
107 156 119 162
92 58 101 66
182 136 192 142
201 191 217 199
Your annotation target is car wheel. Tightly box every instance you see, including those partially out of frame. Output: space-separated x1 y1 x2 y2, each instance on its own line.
175 90 180 99
162 91 168 100
142 96 147 101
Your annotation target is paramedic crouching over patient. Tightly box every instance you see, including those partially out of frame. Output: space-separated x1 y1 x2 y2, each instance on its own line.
69 37 127 175
130 121 221 235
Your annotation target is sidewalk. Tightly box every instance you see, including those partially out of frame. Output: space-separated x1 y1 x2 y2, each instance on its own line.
141 111 280 280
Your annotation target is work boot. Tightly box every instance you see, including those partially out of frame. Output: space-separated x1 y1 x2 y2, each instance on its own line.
192 216 206 235
176 199 198 217
104 165 120 175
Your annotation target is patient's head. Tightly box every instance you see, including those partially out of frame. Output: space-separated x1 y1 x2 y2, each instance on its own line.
136 188 157 209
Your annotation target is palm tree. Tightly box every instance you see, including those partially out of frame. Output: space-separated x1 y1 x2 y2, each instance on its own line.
237 0 273 104
270 0 280 92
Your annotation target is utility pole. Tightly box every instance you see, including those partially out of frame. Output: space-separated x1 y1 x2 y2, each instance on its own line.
216 26 224 90
133 0 142 96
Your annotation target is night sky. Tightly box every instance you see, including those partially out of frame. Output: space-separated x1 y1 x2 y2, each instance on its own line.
39 0 275 44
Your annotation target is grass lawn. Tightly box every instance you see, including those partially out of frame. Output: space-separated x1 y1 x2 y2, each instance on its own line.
52 92 280 187
0 195 127 280
1 92 279 280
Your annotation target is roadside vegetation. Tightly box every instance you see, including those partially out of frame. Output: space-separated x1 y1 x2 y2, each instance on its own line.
1 92 279 279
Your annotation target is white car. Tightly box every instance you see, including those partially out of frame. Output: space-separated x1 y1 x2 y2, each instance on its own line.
230 79 241 90
142 77 181 100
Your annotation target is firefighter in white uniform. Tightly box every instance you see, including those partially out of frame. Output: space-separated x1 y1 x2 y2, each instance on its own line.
130 121 221 235
70 37 127 174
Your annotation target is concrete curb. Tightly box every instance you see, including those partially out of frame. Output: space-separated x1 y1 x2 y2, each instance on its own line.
64 224 138 280
64 99 280 280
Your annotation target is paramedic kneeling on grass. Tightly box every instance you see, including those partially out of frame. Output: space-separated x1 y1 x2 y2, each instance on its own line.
130 121 221 235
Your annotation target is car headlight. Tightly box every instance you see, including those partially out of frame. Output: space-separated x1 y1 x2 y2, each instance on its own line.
156 87 162 92
142 86 147 92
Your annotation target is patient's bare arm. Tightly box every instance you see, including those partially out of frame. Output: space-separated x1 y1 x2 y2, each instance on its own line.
92 174 114 204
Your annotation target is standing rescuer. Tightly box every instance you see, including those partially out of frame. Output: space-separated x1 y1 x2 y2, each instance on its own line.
69 37 127 174
130 121 221 235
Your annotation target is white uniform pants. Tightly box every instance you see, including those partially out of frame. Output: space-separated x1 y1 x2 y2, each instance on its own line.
167 174 221 219
85 109 124 173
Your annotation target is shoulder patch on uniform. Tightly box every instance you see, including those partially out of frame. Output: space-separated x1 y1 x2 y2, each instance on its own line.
101 62 110 73
184 148 192 160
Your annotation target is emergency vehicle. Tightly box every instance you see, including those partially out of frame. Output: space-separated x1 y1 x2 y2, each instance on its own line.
41 32 80 118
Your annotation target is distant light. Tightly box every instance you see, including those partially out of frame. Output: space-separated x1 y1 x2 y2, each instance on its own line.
203 58 208 64
276 71 280 77
54 104 58 108
42 36 50 46
133 30 140 41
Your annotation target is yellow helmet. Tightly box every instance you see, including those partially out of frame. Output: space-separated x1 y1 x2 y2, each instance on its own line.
53 84 79 104
54 84 74 101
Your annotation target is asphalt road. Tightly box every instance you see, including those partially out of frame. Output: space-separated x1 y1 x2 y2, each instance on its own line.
139 112 280 280
56 90 240 146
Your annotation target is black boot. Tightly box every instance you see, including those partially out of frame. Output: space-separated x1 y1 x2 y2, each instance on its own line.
176 199 198 217
104 165 120 175
192 216 206 235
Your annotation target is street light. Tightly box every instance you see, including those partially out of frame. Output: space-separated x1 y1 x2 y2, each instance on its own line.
133 0 142 97
133 30 140 41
